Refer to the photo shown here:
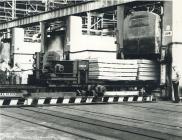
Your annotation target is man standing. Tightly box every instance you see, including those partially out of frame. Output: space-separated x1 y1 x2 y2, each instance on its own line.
172 65 181 103
11 63 22 84
0 59 10 84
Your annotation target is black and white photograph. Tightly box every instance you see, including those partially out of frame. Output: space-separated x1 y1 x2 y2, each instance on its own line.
0 0 182 139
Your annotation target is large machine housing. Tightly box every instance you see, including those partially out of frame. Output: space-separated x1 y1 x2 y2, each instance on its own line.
28 52 89 86
123 11 161 59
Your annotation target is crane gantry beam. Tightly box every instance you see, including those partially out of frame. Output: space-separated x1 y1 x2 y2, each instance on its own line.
0 0 135 31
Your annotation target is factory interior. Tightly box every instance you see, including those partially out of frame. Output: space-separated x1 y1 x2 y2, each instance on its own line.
0 0 182 139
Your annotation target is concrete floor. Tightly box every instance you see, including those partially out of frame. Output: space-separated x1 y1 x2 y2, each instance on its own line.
0 101 182 140
0 115 82 140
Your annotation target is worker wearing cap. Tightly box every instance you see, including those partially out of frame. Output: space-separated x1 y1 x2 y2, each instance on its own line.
172 65 180 103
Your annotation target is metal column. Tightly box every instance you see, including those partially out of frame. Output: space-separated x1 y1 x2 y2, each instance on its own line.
161 1 173 99
12 0 16 19
116 5 124 59
40 21 47 53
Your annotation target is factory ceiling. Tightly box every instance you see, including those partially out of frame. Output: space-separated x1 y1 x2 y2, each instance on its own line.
0 0 87 23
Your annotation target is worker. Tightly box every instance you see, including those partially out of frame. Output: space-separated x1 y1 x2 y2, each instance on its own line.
172 65 181 103
12 63 22 84
0 59 10 84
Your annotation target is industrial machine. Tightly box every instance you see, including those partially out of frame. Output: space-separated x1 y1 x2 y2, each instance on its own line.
89 10 162 96
29 51 89 87
28 8 163 97
1 1 175 107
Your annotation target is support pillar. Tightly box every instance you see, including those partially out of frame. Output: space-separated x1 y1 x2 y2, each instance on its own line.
87 12 91 34
12 0 16 19
116 5 124 59
11 28 24 64
45 0 50 11
40 21 47 53
64 16 82 60
161 1 173 99
171 0 182 98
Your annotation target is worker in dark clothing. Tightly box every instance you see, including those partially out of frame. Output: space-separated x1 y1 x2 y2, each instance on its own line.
172 65 180 103
0 69 6 84
0 59 10 84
